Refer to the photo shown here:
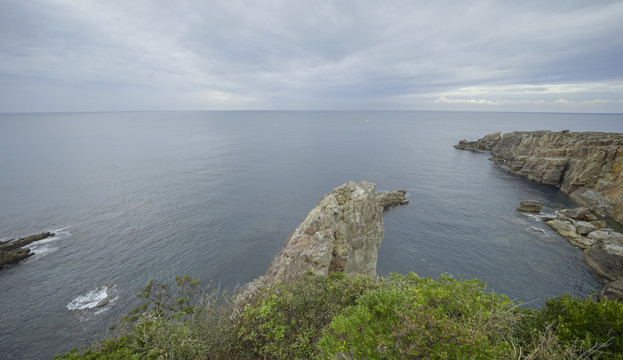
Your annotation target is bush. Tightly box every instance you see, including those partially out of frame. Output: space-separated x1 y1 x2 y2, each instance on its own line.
317 273 518 359
517 295 623 359
231 272 378 358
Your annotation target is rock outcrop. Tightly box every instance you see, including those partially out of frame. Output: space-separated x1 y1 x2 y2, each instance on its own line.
265 181 407 282
0 232 55 268
541 207 623 301
455 131 623 225
376 190 409 209
517 200 543 213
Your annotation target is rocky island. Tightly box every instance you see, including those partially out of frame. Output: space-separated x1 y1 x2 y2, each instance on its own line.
0 232 55 268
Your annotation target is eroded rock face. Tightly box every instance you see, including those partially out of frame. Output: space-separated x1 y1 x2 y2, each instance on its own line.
455 131 623 225
265 181 405 282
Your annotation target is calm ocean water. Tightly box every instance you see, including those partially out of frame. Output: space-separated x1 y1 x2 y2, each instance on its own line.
1 110 622 358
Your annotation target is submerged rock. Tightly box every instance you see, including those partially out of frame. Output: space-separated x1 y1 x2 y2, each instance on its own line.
455 131 623 225
517 200 543 213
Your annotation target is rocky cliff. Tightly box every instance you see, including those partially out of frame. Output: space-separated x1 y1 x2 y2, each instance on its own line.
265 181 408 281
455 131 623 225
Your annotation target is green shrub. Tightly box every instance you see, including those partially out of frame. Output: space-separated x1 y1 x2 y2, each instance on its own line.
231 272 378 358
317 273 517 359
517 295 623 359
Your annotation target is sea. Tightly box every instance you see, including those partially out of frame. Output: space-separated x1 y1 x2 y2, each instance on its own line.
1 110 622 359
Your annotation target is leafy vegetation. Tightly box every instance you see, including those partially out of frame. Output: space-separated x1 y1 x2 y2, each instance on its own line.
57 273 623 359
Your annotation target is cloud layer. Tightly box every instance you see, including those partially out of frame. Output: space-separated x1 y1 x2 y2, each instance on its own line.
1 0 622 112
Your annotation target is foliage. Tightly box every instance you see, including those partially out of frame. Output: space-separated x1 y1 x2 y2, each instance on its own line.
56 272 623 360
317 273 517 359
231 272 378 358
516 295 623 359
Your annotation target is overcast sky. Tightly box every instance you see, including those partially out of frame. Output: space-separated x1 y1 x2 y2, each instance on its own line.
1 0 622 113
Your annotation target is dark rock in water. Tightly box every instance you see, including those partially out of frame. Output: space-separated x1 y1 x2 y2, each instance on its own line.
455 131 623 225
0 248 32 266
517 200 543 213
376 190 409 209
0 232 55 268
559 207 598 222
0 232 54 252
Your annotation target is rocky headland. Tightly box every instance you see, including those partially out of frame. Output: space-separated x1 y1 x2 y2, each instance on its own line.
455 130 623 224
0 232 55 268
455 130 623 301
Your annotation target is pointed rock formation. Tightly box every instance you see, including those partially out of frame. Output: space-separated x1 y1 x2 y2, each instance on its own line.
265 181 404 281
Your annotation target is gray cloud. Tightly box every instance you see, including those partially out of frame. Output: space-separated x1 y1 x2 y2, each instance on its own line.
0 0 621 112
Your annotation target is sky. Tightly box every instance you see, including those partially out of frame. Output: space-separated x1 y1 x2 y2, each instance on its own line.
1 0 622 113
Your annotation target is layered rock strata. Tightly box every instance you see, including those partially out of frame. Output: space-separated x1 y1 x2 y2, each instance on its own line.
0 232 55 268
455 131 623 225
265 181 408 281
543 207 623 301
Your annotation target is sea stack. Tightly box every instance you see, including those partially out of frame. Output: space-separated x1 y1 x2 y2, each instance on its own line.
265 181 408 282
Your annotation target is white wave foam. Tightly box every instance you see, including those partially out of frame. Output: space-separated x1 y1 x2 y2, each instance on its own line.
67 285 112 311
30 245 58 257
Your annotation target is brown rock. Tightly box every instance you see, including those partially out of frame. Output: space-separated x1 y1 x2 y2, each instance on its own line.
559 207 598 222
517 200 543 213
376 190 409 210
573 221 599 236
600 279 623 301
